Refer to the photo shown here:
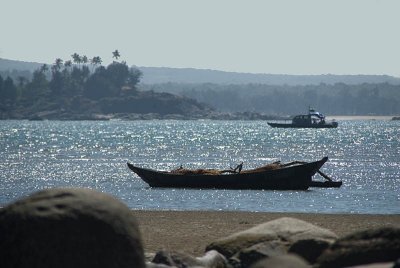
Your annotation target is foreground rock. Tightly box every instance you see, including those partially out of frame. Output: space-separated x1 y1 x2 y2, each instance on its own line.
152 250 227 268
0 188 145 268
315 227 400 268
2 188 399 268
206 217 337 266
249 254 310 268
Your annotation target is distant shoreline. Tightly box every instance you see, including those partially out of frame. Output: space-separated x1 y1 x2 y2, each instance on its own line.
1 114 398 121
326 115 395 120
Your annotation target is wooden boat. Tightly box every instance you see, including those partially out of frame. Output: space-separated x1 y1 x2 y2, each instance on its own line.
268 107 338 128
127 157 342 190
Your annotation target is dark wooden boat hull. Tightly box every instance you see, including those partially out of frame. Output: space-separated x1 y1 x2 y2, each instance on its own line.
267 122 338 128
127 157 329 190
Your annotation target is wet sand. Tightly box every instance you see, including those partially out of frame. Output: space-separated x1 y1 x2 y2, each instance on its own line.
133 210 400 256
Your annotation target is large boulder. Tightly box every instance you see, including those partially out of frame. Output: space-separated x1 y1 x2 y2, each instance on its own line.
0 188 145 268
236 240 287 268
288 238 331 264
249 254 310 268
316 227 400 268
152 250 228 268
151 250 227 268
206 217 337 259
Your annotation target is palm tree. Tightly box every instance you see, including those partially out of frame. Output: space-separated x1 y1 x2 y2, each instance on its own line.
92 56 102 65
112 50 121 61
40 64 49 74
90 56 102 71
54 58 63 72
64 60 72 70
71 53 83 68
71 53 80 65
82 55 88 66
63 60 72 76
51 65 58 74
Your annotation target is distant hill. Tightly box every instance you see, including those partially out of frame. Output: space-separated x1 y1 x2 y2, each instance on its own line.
0 58 43 72
2 58 400 85
137 67 400 85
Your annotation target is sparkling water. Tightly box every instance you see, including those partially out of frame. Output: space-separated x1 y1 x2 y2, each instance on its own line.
0 120 399 214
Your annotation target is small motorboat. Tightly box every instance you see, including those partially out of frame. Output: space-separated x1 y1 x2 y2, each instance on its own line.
268 107 338 128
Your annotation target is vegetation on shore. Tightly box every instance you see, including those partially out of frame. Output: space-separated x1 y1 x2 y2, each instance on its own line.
0 51 213 120
1 54 399 119
144 82 400 116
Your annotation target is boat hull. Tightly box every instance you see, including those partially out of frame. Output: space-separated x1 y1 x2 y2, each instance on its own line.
267 122 338 128
127 157 329 190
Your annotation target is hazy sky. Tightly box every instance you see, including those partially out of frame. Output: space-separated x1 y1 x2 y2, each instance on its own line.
1 0 399 76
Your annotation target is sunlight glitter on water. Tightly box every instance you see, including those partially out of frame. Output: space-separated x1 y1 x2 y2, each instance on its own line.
0 120 399 213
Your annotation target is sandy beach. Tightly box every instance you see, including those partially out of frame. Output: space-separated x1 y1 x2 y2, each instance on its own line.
133 210 400 256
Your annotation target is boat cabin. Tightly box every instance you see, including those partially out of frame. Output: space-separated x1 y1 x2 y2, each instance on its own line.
292 113 325 126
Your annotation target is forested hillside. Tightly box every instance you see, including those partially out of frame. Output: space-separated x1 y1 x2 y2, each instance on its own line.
142 83 400 115
1 57 400 117
0 54 212 120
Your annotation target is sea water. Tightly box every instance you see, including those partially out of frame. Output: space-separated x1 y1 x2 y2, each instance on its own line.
0 120 399 214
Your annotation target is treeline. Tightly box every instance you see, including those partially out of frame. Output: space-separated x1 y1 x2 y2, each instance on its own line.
2 52 399 118
0 51 144 118
1 51 141 101
0 52 213 120
142 82 400 115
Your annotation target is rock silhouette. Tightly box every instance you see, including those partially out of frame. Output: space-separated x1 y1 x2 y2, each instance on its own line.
0 188 145 268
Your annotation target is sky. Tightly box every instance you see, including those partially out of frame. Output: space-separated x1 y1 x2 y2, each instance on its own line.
1 0 400 76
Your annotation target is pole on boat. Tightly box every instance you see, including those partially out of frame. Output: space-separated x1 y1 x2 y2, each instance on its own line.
317 170 333 182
